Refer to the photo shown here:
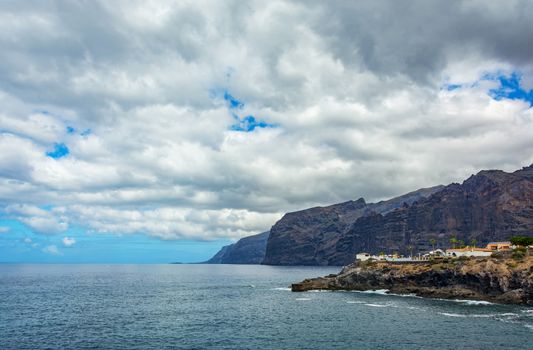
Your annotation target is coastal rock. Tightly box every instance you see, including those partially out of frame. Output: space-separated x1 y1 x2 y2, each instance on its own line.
291 256 533 305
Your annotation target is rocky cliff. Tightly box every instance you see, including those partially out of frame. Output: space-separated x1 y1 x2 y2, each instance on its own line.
262 186 444 265
205 231 269 264
291 255 533 305
264 164 533 266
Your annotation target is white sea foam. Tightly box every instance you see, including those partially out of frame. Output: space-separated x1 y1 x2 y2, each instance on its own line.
406 306 423 310
364 303 392 308
524 324 533 330
295 298 312 301
439 312 468 317
307 289 333 293
452 299 493 305
272 287 291 291
354 289 389 295
439 312 518 319
346 301 366 304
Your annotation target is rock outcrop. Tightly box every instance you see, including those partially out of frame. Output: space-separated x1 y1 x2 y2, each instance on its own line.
264 164 533 266
291 255 533 305
205 231 269 264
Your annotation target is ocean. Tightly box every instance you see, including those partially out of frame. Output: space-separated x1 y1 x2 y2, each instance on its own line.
0 264 531 349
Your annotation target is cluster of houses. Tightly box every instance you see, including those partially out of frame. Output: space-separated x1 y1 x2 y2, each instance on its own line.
356 242 513 262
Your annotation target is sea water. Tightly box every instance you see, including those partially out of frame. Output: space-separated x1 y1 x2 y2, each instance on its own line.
0 264 531 349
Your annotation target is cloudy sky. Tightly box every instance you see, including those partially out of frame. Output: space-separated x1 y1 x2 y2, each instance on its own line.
1 0 532 262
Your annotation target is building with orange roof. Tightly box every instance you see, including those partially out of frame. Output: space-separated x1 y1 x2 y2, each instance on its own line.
446 241 512 257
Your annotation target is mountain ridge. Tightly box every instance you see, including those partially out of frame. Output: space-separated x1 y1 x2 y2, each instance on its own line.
205 164 533 266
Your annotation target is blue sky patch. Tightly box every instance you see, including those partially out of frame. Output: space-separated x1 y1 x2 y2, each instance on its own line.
445 83 462 91
0 219 232 263
219 89 277 132
487 72 533 106
223 91 244 110
46 143 69 159
211 87 278 132
66 126 76 134
231 115 276 132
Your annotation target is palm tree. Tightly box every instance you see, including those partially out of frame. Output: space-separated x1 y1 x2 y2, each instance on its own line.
430 238 437 252
470 238 477 248
450 237 458 249
407 245 414 258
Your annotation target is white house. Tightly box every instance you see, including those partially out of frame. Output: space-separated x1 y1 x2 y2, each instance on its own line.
356 253 372 261
445 248 492 258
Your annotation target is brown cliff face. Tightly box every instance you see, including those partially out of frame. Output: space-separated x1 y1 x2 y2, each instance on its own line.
335 165 533 265
291 256 533 305
262 187 443 265
263 164 533 266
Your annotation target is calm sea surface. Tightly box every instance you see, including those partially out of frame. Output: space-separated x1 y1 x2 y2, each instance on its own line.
0 264 531 349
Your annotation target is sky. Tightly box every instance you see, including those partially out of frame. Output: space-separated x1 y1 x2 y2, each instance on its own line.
1 0 533 263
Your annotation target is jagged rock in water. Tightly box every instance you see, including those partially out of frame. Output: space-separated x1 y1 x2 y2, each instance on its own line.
291 255 533 305
205 231 269 264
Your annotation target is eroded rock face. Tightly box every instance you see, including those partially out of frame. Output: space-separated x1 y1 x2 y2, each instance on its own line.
291 256 533 305
205 231 269 264
263 187 443 266
264 164 533 266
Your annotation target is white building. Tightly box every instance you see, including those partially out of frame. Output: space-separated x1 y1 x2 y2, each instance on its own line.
356 253 372 261
445 248 492 258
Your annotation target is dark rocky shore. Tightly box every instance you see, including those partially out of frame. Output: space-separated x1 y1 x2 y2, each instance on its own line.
292 255 533 305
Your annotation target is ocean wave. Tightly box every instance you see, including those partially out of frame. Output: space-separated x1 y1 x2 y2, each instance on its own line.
451 299 493 305
295 298 312 301
439 312 518 319
364 303 394 308
307 289 333 293
439 312 468 317
271 287 291 291
406 306 423 310
346 301 366 304
353 289 390 295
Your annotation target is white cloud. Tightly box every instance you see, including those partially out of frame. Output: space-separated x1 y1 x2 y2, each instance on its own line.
62 236 76 247
5 204 68 234
0 1 532 241
42 244 60 255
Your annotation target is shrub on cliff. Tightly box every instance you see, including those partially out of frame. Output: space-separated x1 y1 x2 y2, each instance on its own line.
509 236 533 247
512 250 525 261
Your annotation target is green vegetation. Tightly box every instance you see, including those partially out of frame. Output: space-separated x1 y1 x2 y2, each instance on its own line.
506 261 518 268
492 251 505 259
429 238 436 251
509 236 533 247
407 245 414 257
512 250 525 261
450 237 458 249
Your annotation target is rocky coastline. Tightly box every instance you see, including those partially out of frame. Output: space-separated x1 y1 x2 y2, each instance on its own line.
291 255 533 305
